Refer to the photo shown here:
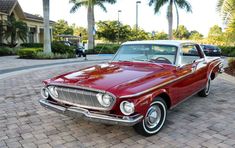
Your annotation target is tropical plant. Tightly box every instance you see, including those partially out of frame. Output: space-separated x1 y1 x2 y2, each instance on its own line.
217 0 235 43
3 15 28 47
43 0 52 53
148 0 192 39
217 0 235 25
69 0 117 49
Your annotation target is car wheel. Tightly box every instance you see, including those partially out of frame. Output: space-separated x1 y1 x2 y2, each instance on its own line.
198 77 211 97
133 97 167 136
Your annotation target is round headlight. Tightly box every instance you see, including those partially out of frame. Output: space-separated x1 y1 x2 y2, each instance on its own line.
120 101 135 115
41 87 49 99
102 94 113 106
48 86 58 98
96 93 113 107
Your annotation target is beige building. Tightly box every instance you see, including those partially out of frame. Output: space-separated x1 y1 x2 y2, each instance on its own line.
0 0 54 44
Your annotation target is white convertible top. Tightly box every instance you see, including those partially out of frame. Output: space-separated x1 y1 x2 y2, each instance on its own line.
122 40 195 47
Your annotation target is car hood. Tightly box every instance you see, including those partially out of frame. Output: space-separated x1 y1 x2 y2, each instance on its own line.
47 62 174 97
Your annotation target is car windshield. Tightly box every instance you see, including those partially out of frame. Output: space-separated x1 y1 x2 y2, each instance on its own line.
112 44 177 64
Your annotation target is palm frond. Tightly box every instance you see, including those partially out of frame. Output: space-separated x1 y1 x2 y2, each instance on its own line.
96 2 107 12
175 0 192 12
216 0 235 24
149 0 169 14
69 0 88 13
99 0 116 4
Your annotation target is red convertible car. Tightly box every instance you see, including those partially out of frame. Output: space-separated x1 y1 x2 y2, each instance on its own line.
39 40 223 136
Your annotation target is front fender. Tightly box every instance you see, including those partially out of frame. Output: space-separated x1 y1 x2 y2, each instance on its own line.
133 88 169 116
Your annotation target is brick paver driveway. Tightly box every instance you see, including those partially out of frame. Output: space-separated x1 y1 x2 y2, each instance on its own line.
0 62 235 148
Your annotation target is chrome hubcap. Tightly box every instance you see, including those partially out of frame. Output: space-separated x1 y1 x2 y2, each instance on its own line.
145 105 161 128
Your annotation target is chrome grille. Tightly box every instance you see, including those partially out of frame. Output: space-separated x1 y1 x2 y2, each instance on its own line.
54 86 106 110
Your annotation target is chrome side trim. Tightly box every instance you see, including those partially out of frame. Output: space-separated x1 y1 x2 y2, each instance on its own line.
209 60 223 77
39 99 143 126
120 58 223 99
120 71 193 99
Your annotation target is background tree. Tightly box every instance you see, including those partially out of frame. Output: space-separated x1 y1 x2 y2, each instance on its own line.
73 26 88 41
189 30 203 40
69 0 117 49
207 25 225 44
208 25 223 37
96 20 132 43
152 31 168 40
148 0 192 39
173 25 190 39
4 15 28 47
129 27 150 41
53 20 74 41
43 0 51 53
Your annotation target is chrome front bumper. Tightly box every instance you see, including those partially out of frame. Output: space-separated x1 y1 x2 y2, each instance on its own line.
39 99 143 126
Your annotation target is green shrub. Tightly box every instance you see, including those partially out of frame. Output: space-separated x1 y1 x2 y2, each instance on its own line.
51 41 75 54
219 46 235 57
0 47 18 56
33 52 76 59
20 42 75 54
86 44 120 54
20 43 43 48
18 48 43 58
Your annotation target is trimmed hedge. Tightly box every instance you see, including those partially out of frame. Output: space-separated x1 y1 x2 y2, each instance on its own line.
17 48 43 59
17 48 76 59
21 42 75 54
20 43 43 48
219 46 235 57
0 46 18 56
86 44 120 54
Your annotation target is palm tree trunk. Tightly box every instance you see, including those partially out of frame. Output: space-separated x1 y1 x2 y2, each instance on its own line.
87 4 94 50
174 1 179 31
43 0 51 53
167 0 174 40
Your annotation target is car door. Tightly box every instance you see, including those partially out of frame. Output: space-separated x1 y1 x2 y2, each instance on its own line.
170 44 207 103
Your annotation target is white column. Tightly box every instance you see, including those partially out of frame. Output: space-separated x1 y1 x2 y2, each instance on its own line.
36 26 40 43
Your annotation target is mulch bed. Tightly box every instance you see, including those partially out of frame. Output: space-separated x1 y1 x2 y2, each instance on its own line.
224 67 235 77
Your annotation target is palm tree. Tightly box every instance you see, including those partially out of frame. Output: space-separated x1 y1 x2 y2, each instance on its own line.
43 0 51 53
217 0 235 30
149 0 192 39
4 15 28 47
69 0 116 50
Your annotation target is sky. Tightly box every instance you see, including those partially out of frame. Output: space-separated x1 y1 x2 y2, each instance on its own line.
18 0 223 36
